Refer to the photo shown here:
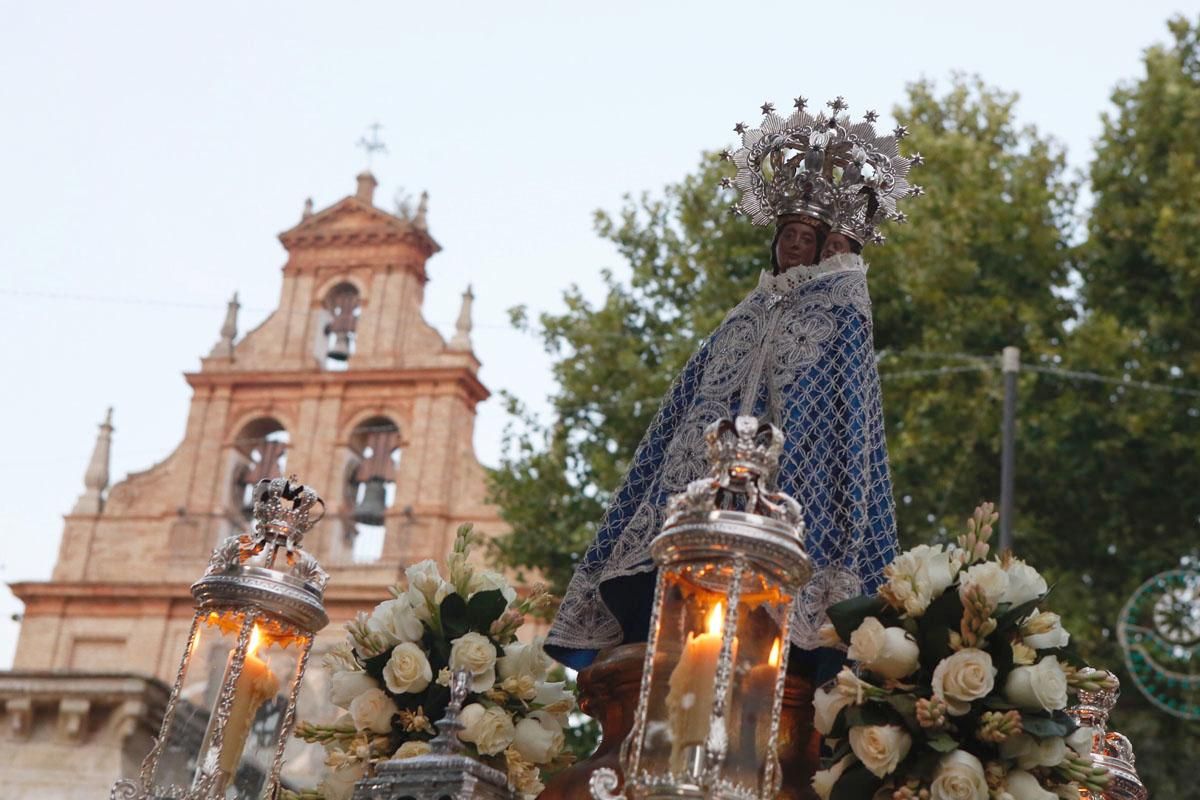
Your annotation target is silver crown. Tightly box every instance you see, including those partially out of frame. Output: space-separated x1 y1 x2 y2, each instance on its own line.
665 416 804 530
251 476 325 549
727 95 924 244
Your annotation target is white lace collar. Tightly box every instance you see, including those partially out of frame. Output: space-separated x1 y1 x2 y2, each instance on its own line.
757 252 869 294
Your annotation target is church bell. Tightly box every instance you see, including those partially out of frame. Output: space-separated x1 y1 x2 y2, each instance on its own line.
354 477 388 526
326 331 352 361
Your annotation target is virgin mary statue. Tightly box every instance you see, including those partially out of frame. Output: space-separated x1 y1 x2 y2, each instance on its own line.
546 97 924 674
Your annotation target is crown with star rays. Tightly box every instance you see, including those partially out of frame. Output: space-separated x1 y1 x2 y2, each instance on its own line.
720 96 925 245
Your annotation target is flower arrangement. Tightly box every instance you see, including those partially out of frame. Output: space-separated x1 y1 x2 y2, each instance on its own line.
290 526 572 800
813 503 1116 800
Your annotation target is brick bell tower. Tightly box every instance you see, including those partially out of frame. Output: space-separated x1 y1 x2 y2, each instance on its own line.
8 170 504 680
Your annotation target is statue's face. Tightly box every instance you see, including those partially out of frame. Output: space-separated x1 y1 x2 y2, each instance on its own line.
821 232 856 261
775 221 819 269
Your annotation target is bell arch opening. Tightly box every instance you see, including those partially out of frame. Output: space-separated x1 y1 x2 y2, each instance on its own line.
229 418 289 521
344 416 401 563
322 282 361 370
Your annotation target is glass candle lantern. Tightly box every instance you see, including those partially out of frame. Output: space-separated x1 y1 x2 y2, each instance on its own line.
112 477 330 800
592 416 812 800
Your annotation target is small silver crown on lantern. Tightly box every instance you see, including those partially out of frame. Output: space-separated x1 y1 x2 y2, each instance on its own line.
725 95 924 245
667 416 805 534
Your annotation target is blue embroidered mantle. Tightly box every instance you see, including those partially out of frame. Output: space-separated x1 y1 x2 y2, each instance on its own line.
546 254 899 668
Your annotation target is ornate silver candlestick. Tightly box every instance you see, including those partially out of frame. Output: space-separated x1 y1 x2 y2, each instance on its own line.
592 416 812 800
112 476 330 800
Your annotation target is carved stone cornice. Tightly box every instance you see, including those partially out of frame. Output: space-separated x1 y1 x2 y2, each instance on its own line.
183 366 490 405
0 672 171 743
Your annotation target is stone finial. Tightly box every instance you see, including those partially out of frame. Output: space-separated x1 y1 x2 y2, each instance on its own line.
209 292 240 359
449 285 474 351
414 190 429 229
302 197 314 219
73 408 113 515
356 171 378 205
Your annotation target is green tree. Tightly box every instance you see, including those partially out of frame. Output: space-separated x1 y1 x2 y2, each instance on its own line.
1027 15 1200 795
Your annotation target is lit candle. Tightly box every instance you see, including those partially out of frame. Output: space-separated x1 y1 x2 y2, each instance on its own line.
667 602 737 773
200 625 281 786
739 638 781 765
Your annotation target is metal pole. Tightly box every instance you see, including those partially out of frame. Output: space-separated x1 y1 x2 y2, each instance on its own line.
999 346 1020 552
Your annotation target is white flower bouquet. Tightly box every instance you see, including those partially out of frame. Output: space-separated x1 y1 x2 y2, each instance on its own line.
813 504 1115 800
291 526 573 800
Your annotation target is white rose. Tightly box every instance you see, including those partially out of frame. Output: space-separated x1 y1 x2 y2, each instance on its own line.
884 544 957 616
393 740 432 759
931 648 997 715
498 637 553 682
930 749 988 800
405 560 453 618
1066 725 1095 756
847 617 921 679
811 754 853 800
468 569 518 605
349 687 397 734
319 761 366 800
533 680 575 722
849 724 912 778
450 631 498 691
1000 733 1067 769
960 561 1010 606
368 596 426 645
1002 560 1048 606
329 669 377 710
1020 610 1070 650
458 703 516 755
512 710 565 764
1005 656 1068 711
1006 769 1057 800
812 684 851 736
383 641 433 695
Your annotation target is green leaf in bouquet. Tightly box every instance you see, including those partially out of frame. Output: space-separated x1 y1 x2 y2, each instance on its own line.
440 592 470 639
926 732 959 753
830 760 882 800
982 695 1017 710
829 738 853 763
844 701 898 728
828 595 888 643
910 748 942 781
829 706 851 739
1020 712 1070 739
882 693 920 731
466 589 508 633
362 649 392 683
993 595 1043 634
987 634 1015 680
1040 642 1087 667
917 590 963 669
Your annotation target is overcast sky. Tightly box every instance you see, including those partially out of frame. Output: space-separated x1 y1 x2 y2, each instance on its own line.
0 1 1192 667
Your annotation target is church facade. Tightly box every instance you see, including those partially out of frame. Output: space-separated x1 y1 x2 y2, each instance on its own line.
0 172 506 797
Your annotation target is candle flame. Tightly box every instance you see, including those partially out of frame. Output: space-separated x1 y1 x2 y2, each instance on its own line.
248 624 265 656
705 602 724 636
768 638 781 667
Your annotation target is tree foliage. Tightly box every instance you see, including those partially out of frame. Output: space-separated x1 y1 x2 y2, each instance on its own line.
487 22 1200 792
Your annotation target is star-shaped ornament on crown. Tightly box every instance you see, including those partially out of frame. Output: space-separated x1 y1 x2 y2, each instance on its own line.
760 101 775 115
734 122 747 135
864 110 879 123
793 96 807 110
